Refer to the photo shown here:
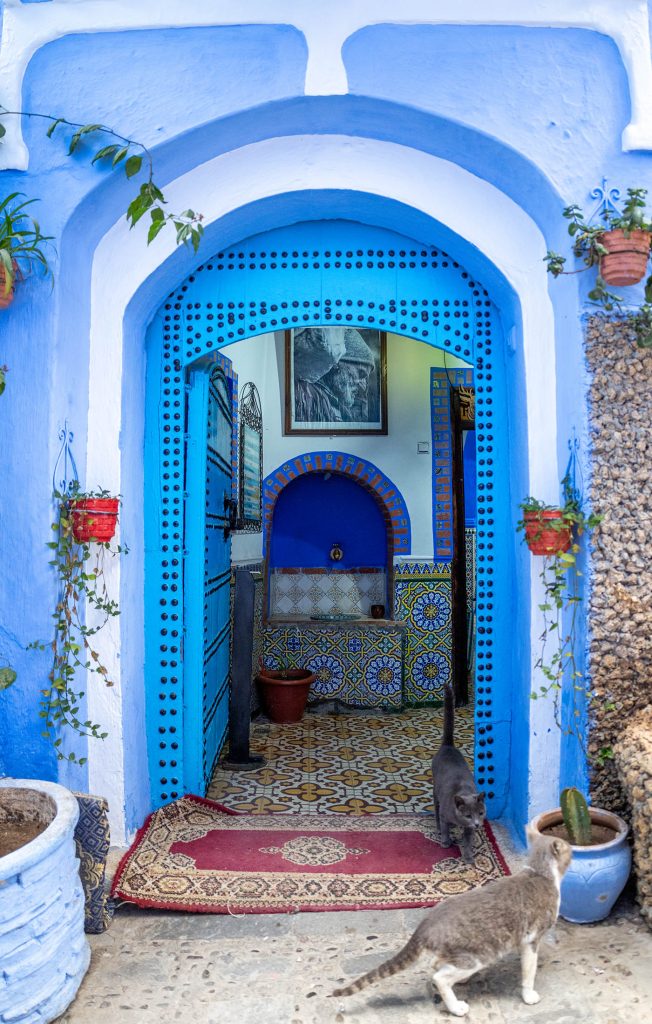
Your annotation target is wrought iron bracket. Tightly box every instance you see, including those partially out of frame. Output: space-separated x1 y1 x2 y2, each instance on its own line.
52 420 79 495
588 178 622 224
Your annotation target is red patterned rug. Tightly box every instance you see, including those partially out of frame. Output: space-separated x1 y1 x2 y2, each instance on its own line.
112 796 510 914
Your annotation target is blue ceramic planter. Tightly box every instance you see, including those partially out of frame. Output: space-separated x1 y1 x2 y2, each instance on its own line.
0 780 91 1023
531 807 632 923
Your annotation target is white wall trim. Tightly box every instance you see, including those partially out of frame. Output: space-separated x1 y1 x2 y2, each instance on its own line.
85 133 562 842
1 0 651 168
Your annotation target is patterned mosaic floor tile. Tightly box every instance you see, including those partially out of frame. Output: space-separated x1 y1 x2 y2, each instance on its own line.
208 705 474 814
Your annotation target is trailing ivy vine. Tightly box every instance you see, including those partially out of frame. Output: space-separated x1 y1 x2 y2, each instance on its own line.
0 107 205 252
517 484 610 764
30 487 126 764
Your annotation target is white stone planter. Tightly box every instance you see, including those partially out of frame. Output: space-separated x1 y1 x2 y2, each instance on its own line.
0 779 90 1024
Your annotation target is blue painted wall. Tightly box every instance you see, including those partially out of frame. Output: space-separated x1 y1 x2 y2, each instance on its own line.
269 473 388 570
1 15 650 829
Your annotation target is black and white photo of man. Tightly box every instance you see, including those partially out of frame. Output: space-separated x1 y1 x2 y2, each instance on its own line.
287 326 386 434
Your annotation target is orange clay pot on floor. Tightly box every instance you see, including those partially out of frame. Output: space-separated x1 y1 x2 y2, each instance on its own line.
598 229 651 286
257 668 317 724
523 510 572 556
70 498 119 543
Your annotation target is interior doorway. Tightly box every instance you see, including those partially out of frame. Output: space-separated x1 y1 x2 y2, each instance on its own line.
144 218 510 820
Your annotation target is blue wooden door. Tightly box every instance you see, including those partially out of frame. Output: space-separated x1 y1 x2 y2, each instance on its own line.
184 364 234 793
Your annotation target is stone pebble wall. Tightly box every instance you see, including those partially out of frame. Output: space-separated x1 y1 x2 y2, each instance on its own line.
586 317 652 815
614 708 652 929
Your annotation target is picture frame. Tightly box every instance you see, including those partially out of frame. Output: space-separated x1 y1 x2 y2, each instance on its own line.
284 327 387 435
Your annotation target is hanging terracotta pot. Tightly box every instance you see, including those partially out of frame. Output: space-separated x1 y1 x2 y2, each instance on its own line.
70 498 119 543
598 229 651 286
0 261 17 310
523 510 572 556
256 668 316 724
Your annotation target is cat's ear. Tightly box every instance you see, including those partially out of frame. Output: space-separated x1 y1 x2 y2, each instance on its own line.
477 791 486 803
454 794 466 809
551 838 565 857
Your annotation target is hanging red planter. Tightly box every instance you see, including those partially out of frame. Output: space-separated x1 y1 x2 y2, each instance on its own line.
523 510 572 556
598 229 651 286
70 498 119 543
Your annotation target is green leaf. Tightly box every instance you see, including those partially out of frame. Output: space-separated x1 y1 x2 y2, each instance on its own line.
147 217 166 245
125 154 143 179
0 124 6 139
127 185 155 227
112 146 129 167
91 144 120 165
0 667 17 690
46 118 66 139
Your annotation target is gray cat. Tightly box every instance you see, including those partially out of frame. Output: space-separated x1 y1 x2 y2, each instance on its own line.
332 828 573 1017
432 682 485 864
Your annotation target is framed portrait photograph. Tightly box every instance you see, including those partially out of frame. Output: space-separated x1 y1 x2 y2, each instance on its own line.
284 327 387 435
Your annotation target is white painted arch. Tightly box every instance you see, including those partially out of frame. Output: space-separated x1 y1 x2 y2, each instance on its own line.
85 134 564 842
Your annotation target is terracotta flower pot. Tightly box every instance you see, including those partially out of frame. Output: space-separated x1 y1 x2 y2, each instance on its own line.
530 807 631 923
0 261 16 310
257 668 316 724
599 229 651 286
523 510 572 556
70 498 119 543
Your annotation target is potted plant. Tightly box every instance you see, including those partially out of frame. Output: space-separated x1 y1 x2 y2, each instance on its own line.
68 485 120 543
0 779 91 1022
530 787 631 923
544 187 652 347
517 483 603 745
1 673 91 1020
0 192 53 308
517 497 573 556
519 486 631 921
256 660 317 724
30 485 126 763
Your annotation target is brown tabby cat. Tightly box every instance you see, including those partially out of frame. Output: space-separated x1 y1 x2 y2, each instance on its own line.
332 828 572 1017
432 682 486 864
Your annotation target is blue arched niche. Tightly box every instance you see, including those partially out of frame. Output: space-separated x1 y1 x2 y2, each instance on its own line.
269 474 388 570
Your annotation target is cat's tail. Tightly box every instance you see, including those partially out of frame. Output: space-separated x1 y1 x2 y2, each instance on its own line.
442 680 455 746
331 936 423 997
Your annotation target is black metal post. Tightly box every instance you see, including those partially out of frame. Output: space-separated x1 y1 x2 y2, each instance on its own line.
222 568 265 770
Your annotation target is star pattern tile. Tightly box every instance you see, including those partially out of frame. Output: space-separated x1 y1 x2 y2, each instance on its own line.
208 706 474 814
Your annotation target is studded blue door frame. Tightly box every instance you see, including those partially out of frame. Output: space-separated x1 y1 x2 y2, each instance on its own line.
145 220 510 815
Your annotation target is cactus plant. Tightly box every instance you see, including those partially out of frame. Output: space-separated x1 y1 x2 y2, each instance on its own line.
560 786 593 846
